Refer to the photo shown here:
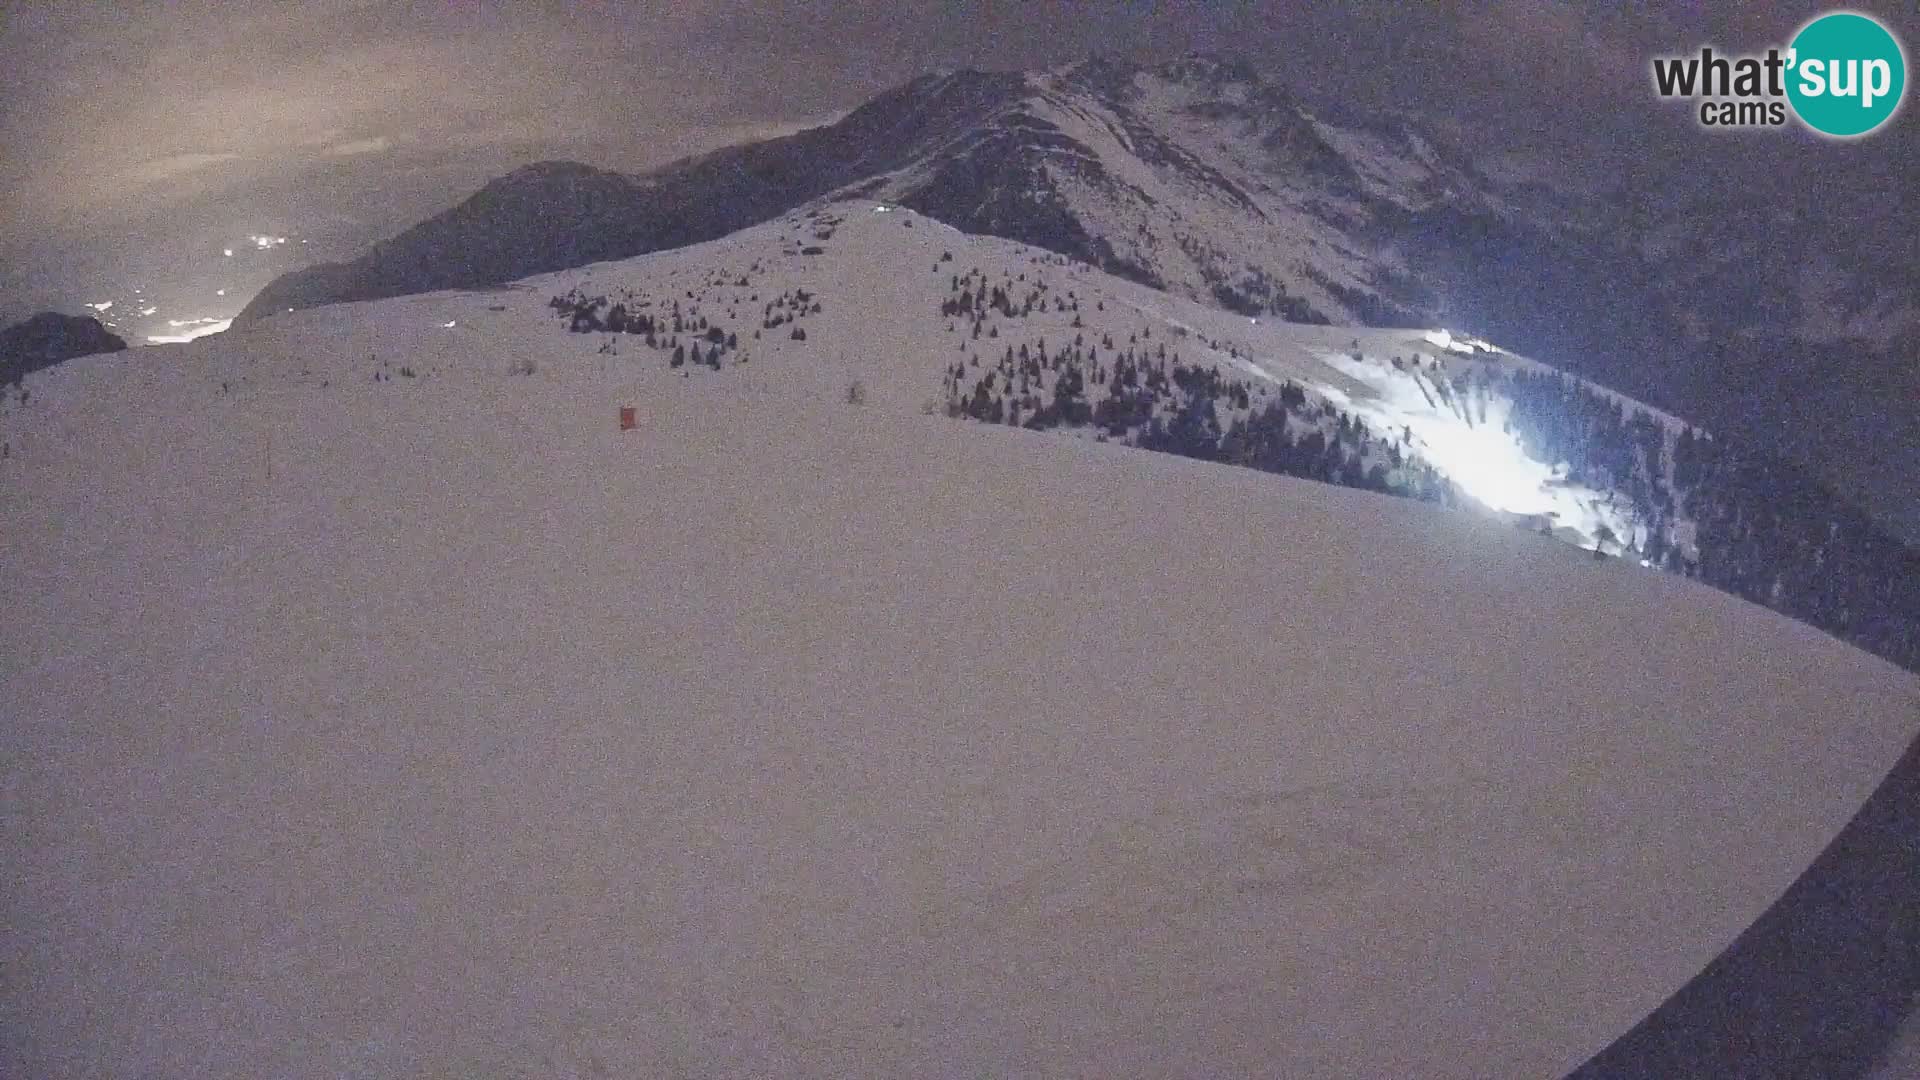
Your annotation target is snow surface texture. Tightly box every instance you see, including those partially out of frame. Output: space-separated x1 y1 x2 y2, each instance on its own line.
5 204 1919 1079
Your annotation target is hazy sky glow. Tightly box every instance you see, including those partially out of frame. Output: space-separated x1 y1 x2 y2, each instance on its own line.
7 1 1912 242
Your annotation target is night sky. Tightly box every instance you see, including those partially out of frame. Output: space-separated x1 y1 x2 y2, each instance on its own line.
1 1 1913 526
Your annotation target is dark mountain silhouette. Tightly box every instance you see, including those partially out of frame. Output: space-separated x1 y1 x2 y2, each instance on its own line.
1 312 127 385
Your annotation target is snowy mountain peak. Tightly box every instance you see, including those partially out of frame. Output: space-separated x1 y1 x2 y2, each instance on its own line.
238 55 1497 329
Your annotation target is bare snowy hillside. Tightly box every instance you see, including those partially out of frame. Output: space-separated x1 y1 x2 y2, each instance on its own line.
4 202 1917 1079
231 202 1920 670
43 201 1920 670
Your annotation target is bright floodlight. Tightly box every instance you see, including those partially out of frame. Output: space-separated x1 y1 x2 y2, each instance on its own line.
1320 348 1638 549
1408 414 1559 515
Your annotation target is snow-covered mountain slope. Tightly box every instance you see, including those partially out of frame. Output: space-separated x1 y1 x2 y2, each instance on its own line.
273 202 1920 666
5 201 1918 1078
56 200 1920 669
233 52 1919 376
163 203 1669 552
227 52 1920 551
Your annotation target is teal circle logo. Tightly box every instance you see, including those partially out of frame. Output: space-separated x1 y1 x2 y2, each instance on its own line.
1786 12 1907 137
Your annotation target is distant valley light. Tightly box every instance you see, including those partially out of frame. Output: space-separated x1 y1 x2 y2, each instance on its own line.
147 317 232 344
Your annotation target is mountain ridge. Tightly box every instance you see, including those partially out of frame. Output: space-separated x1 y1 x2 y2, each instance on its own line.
237 54 1499 327
1 311 127 386
231 50 1920 546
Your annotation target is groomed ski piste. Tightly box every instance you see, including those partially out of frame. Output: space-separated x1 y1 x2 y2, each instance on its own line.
5 202 1917 1078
